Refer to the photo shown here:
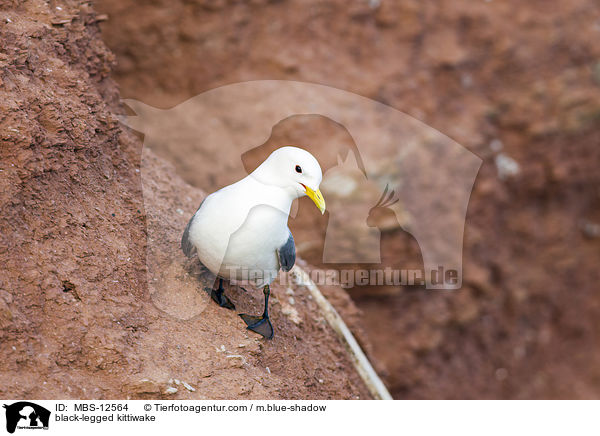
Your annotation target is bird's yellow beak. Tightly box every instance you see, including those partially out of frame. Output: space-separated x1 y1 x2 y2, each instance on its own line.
303 185 326 214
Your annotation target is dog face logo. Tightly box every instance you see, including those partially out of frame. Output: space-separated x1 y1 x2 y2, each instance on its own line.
3 402 50 433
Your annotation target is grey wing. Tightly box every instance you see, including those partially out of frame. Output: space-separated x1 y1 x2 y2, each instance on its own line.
278 231 296 272
181 200 204 258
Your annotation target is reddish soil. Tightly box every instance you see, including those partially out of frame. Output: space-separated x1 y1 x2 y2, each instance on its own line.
94 0 600 399
0 0 371 399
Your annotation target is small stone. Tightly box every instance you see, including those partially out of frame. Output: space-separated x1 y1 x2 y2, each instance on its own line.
125 378 161 395
461 74 473 89
495 368 508 381
181 381 195 392
495 153 520 180
226 355 246 368
237 340 253 348
489 139 503 152
581 220 600 239
281 304 302 325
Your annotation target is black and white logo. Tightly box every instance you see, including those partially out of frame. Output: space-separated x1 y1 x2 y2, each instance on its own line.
3 402 50 434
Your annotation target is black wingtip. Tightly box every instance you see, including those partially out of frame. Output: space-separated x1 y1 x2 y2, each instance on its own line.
181 200 205 258
278 232 296 272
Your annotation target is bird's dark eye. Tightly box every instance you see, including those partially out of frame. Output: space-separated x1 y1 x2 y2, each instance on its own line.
295 165 302 173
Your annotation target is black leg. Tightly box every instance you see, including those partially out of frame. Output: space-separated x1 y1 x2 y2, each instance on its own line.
206 278 235 310
239 285 274 339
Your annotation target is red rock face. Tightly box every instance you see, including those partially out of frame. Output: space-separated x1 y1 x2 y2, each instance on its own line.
0 1 372 399
1 0 147 397
2 0 600 400
95 0 600 399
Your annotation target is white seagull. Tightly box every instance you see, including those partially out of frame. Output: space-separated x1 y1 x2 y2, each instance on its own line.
181 146 326 339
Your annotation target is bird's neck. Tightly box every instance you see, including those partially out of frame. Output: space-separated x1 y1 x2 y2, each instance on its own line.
244 175 295 216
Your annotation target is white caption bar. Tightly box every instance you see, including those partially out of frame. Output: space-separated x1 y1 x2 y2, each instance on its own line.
1 400 598 436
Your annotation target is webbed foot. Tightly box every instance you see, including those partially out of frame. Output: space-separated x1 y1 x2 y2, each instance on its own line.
206 278 235 310
239 313 274 339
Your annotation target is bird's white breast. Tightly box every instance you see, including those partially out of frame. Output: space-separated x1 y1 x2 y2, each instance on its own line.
188 176 292 287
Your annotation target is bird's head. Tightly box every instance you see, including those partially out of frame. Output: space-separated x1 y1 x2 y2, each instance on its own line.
252 146 326 214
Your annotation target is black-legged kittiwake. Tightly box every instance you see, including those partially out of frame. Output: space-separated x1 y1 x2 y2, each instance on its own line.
181 146 326 339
